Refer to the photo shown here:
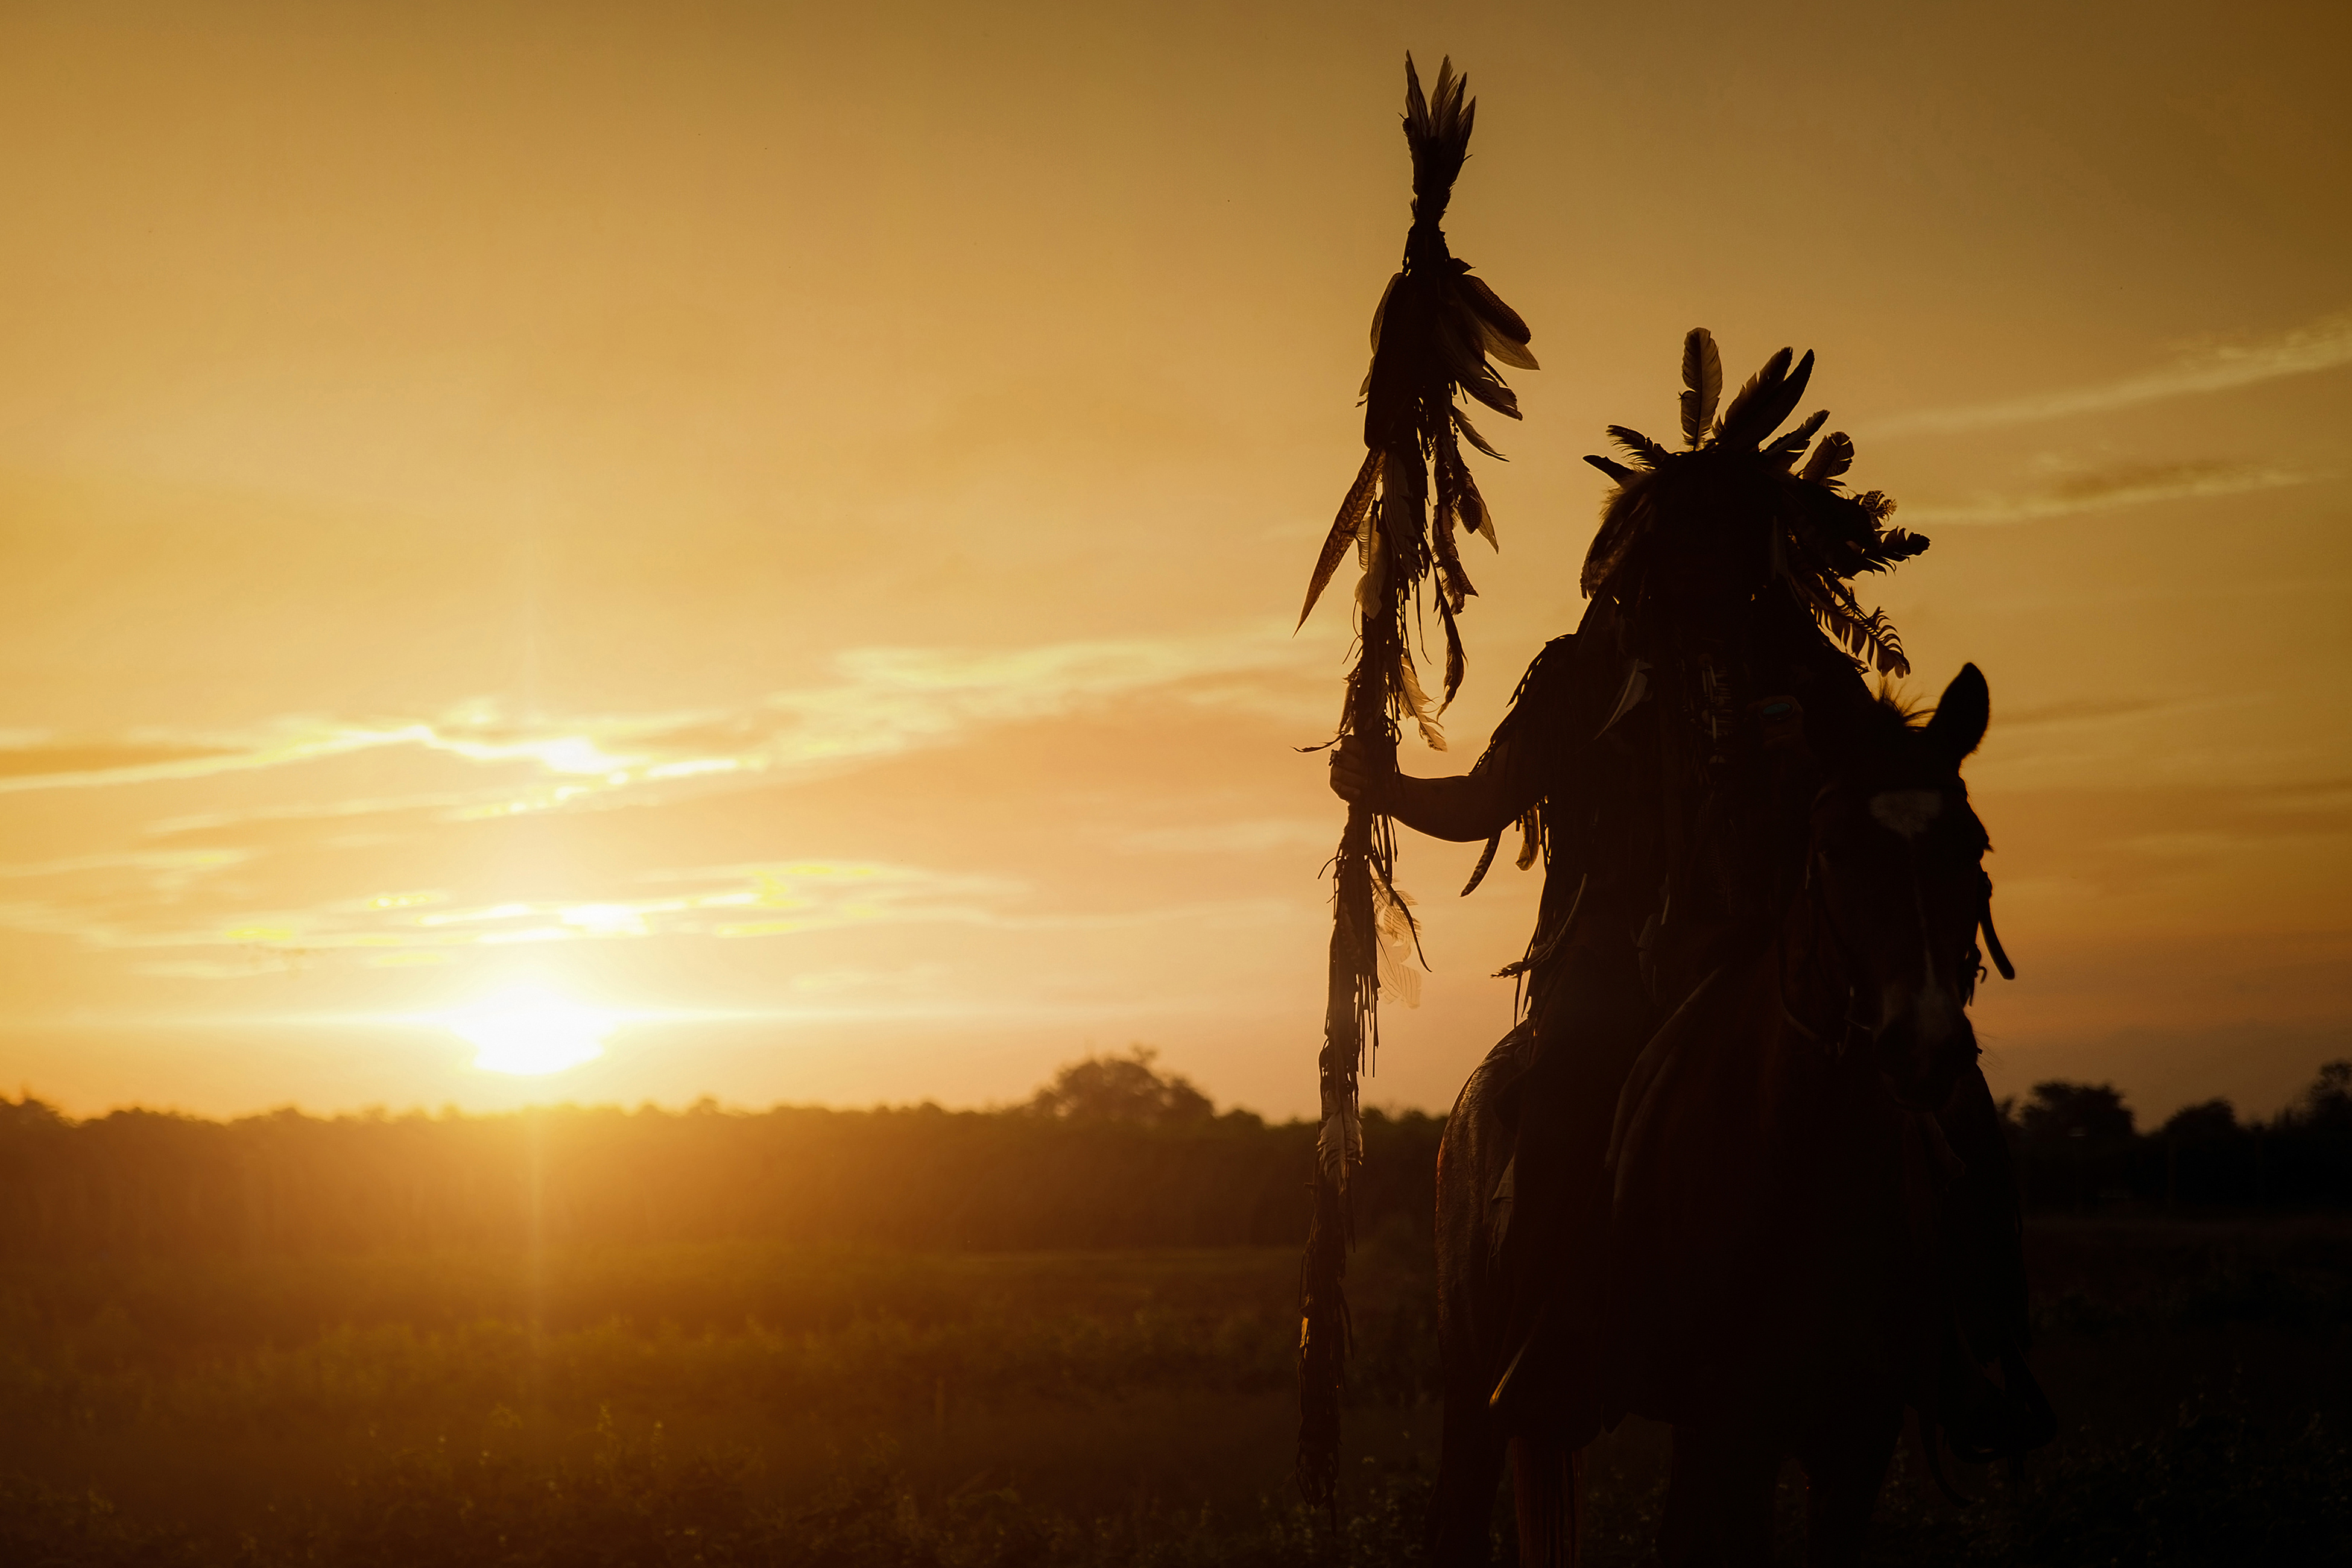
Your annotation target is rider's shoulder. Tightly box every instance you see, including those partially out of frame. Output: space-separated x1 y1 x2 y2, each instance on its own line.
1502 633 1581 715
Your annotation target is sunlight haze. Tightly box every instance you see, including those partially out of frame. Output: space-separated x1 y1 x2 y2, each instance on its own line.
0 0 2345 1124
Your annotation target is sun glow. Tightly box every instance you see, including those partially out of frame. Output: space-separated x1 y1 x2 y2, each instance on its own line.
449 987 615 1075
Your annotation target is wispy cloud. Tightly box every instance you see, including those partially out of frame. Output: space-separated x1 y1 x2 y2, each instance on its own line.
0 625 1312 829
1118 818 1335 855
0 859 1014 964
1997 697 2169 730
0 843 1292 976
0 847 254 889
1868 311 2352 437
0 626 1326 987
1900 461 2315 525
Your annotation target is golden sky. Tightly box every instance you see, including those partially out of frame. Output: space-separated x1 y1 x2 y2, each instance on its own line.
0 1 2345 1124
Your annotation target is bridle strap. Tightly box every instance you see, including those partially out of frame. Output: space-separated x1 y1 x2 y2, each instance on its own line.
1979 893 2015 981
1780 786 2018 1056
1776 826 1877 1056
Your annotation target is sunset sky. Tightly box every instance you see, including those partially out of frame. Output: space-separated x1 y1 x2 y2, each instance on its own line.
0 1 2344 1124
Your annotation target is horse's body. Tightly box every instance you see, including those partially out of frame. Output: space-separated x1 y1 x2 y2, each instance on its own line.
1607 952 1951 1564
1429 666 2046 1566
1429 1019 1582 1563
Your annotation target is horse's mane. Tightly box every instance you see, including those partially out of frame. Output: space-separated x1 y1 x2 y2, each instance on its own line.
1873 680 1932 729
1813 680 1962 789
1830 679 1933 756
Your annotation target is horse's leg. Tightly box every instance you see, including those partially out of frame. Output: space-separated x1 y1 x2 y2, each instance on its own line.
1659 1424 1777 1568
1509 1434 1581 1568
1429 1044 1518 1567
1426 1379 1509 1566
1795 1405 1900 1568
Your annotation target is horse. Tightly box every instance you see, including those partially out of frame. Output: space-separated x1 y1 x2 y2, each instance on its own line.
1428 663 2048 1566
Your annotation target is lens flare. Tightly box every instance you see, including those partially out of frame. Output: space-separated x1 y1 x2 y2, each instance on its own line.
449 987 614 1075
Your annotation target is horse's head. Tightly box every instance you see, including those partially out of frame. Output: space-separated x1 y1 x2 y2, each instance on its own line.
1801 663 2008 1111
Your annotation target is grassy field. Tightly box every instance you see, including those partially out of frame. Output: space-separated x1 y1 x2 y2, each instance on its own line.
4 1216 2350 1564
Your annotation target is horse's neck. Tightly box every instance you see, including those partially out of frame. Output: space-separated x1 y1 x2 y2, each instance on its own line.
1777 881 1857 1043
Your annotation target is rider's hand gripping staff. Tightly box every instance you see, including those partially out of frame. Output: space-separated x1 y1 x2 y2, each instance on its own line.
1293 55 1535 1510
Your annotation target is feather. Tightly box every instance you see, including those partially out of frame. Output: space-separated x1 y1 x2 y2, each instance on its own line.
1607 425 1672 469
1712 346 1784 446
1472 312 1540 371
1458 361 1523 419
1680 327 1722 447
1380 449 1430 582
1437 592 1467 704
1800 431 1854 484
1430 445 1479 609
1353 505 1389 613
1581 487 1651 595
1398 647 1445 749
1367 273 1401 352
1753 349 1816 442
1879 525 1930 558
1765 409 1829 467
1316 1102 1364 1180
1514 808 1541 870
1459 831 1503 896
1457 271 1536 367
1854 525 1930 572
1371 881 1423 1007
1455 454 1497 548
1585 454 1638 485
1299 450 1380 626
1403 55 1472 222
1452 403 1505 460
1715 347 1815 449
1790 569 1912 678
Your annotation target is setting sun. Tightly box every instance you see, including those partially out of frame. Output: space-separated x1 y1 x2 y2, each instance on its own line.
449 988 615 1076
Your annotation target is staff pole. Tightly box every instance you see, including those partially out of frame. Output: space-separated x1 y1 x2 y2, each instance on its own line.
1294 53 1536 1508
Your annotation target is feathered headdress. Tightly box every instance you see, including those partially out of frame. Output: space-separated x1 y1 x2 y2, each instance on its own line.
1579 330 1927 675
1294 55 1533 1513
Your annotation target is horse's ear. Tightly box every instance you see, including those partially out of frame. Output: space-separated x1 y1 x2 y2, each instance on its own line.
1927 663 1990 765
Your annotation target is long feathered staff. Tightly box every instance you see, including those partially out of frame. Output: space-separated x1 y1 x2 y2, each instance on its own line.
1294 54 1534 1508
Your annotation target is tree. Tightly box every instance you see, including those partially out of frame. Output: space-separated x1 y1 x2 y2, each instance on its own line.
1027 1048 1213 1127
2018 1081 2135 1146
2160 1099 2240 1144
2015 1080 2136 1212
2286 1060 2352 1133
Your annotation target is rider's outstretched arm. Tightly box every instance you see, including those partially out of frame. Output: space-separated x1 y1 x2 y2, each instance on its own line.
1326 731 1541 843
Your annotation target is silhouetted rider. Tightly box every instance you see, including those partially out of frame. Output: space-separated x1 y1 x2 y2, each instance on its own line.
1332 335 2025 1450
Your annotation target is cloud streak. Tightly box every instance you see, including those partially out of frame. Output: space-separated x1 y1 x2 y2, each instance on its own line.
0 858 1014 964
1900 461 2316 525
0 621 1333 1013
0 625 1314 831
1868 311 2352 437
1117 818 1335 855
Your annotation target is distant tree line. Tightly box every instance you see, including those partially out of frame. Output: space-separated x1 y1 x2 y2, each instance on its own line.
11 1050 2350 1259
0 1049 1441 1260
2008 1060 2352 1212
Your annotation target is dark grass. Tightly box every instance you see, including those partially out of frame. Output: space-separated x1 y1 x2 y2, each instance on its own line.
6 1218 2352 1564
7 1409 2348 1567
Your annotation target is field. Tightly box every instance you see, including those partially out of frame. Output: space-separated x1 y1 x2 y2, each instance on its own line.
6 1213 2352 1565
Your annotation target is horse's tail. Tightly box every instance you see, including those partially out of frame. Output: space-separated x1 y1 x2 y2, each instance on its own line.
1508 1435 1581 1568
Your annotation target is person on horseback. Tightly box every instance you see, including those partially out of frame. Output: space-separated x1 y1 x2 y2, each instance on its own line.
1330 332 2029 1463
